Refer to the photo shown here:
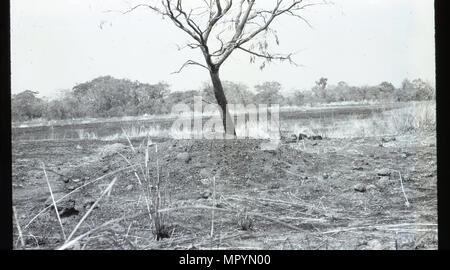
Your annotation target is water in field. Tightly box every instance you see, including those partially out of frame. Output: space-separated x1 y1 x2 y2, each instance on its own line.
12 102 428 141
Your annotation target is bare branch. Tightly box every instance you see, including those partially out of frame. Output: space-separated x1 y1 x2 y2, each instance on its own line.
176 43 202 51
237 0 299 47
117 0 319 74
163 0 202 43
171 60 211 74
201 97 215 104
174 0 205 38
213 0 256 66
103 4 163 15
237 46 298 66
203 0 233 41
234 0 246 30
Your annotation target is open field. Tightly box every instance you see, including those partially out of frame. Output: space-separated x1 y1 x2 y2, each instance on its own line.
12 102 408 141
11 101 437 250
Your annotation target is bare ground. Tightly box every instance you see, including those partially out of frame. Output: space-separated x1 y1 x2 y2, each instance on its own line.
12 132 437 250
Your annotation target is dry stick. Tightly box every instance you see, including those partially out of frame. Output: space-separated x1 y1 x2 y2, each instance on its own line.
116 151 152 222
41 159 124 183
13 233 40 248
158 205 305 232
24 165 133 230
23 234 40 248
122 127 135 153
210 176 216 238
116 142 148 187
227 195 325 221
125 222 133 239
280 168 304 178
169 227 176 244
318 223 437 235
381 228 437 232
154 143 164 240
282 237 294 250
116 152 144 184
58 211 146 250
394 170 410 207
145 138 149 179
42 162 67 241
66 176 118 242
13 206 25 248
61 203 306 249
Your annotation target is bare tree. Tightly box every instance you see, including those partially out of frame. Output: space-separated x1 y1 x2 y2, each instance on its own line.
121 0 322 136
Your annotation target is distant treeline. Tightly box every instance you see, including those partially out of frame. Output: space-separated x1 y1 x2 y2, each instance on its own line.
11 76 435 122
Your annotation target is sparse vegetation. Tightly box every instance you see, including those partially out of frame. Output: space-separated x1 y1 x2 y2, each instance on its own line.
288 101 436 139
10 0 436 252
12 101 434 142
12 99 437 249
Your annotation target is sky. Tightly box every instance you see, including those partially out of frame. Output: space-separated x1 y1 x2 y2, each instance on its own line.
10 0 435 98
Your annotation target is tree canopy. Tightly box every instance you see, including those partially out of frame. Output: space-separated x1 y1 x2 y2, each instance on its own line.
11 76 435 122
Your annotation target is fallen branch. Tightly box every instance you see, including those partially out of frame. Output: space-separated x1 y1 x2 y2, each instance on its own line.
58 212 145 250
393 170 410 207
211 176 216 238
122 127 136 153
42 162 66 241
66 177 118 242
158 205 305 232
280 168 305 179
60 203 308 249
13 206 25 248
24 165 133 230
226 195 322 219
318 223 437 235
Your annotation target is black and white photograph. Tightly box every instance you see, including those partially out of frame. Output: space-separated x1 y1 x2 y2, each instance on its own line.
9 0 437 250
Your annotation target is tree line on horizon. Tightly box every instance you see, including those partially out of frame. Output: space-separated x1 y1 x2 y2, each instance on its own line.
11 75 435 122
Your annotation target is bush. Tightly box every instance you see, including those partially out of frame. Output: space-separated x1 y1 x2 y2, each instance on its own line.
12 76 435 122
11 90 46 121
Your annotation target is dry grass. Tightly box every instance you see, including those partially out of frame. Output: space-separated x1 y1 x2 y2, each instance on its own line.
65 176 118 243
42 163 67 241
118 134 172 241
12 113 179 129
14 126 437 249
286 101 435 139
13 206 25 248
102 125 168 141
13 100 436 249
388 101 436 133
76 129 98 140
29 134 173 249
168 118 280 140
17 101 433 142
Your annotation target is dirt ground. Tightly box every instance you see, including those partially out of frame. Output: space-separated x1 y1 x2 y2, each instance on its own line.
11 131 437 250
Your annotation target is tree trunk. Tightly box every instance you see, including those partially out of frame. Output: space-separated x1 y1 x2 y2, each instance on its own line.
209 69 236 137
